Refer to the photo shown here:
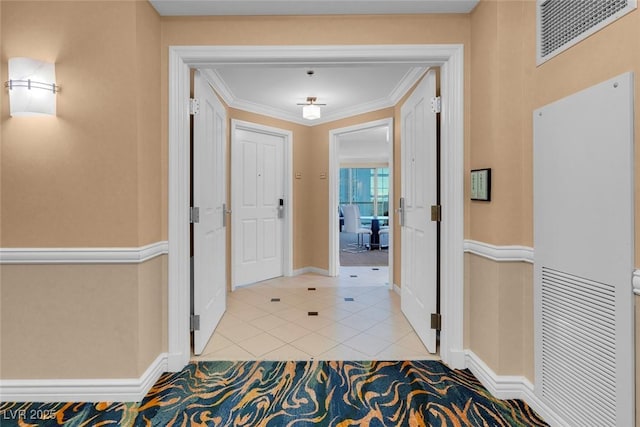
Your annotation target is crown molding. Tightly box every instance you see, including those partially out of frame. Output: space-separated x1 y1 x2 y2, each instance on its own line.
388 67 427 104
200 63 426 127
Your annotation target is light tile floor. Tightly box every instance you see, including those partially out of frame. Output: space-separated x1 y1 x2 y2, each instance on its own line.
192 266 439 361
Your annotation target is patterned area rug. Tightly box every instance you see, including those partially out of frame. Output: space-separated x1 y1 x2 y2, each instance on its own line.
0 360 548 426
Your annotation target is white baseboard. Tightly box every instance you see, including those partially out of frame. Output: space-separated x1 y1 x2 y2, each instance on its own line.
393 283 401 295
443 348 466 370
292 266 330 276
464 350 568 427
0 353 168 403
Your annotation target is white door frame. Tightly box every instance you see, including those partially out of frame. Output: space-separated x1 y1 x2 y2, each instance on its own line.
167 45 465 372
329 118 394 289
231 119 294 290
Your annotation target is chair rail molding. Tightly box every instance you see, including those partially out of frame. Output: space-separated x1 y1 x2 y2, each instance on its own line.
463 239 534 263
0 241 168 264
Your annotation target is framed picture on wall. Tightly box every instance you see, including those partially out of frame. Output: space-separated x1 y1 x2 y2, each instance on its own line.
470 168 491 201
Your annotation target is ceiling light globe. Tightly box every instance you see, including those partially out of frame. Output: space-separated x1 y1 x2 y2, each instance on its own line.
302 104 321 120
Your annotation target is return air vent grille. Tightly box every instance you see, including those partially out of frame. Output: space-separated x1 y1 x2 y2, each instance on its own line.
540 267 617 426
537 0 636 65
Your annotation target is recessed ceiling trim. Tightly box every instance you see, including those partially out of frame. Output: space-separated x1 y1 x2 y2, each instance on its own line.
232 98 308 125
318 97 395 124
149 0 480 16
199 59 429 126
388 67 428 104
200 69 235 105
216 94 397 126
201 69 307 124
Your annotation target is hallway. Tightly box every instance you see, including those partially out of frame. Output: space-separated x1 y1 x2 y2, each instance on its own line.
192 268 437 361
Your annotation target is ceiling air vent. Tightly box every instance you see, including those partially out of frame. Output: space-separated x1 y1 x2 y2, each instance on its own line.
537 0 637 65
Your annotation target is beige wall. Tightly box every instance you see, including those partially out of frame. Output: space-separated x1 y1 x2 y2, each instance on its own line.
0 1 165 380
160 14 472 284
136 0 163 246
468 0 639 395
0 256 166 379
1 0 163 247
470 0 639 250
464 254 534 380
1 2 638 409
470 0 528 246
3 261 134 379
137 255 167 375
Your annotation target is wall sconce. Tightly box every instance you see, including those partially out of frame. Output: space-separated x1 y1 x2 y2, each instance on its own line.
4 57 59 117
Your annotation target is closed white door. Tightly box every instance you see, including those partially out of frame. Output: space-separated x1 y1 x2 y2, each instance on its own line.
400 69 438 354
192 71 227 355
232 122 285 287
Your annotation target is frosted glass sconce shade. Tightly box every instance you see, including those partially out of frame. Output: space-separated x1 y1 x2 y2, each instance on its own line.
5 57 59 117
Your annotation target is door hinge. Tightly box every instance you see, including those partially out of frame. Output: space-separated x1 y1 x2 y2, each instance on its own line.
431 205 442 222
189 98 200 115
190 314 200 331
431 96 441 113
190 206 200 224
431 313 442 331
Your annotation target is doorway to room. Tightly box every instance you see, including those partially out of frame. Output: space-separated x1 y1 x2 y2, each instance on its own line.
169 45 464 373
330 119 394 287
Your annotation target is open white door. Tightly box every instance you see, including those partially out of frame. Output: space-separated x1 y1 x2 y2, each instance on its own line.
192 71 227 355
400 69 438 354
232 121 285 287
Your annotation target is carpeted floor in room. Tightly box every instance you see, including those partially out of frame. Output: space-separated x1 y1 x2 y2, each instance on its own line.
0 360 548 426
340 231 388 267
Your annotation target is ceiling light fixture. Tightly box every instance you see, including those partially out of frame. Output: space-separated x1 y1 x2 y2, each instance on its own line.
299 96 324 121
4 57 60 117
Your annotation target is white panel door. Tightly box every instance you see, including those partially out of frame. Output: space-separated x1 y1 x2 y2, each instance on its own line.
232 123 284 287
400 69 438 354
193 71 227 355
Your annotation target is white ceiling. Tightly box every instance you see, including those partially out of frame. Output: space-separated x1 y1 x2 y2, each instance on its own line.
202 64 425 125
149 0 479 16
339 125 390 164
159 1 475 125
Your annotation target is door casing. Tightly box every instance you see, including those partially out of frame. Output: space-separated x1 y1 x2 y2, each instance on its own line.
167 45 465 372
